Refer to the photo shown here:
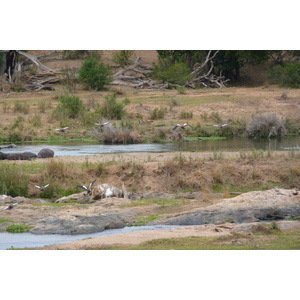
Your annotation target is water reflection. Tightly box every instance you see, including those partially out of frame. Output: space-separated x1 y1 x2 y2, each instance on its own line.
0 136 299 157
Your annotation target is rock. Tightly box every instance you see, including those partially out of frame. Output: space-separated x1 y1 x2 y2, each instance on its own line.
56 193 85 203
130 192 175 200
30 211 137 235
153 189 300 226
0 222 13 231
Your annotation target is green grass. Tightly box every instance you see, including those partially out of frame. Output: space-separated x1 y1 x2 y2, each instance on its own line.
0 217 14 224
132 214 161 226
122 198 189 209
6 224 34 233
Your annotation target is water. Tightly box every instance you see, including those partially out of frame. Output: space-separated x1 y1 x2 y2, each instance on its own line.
0 136 299 157
0 225 177 250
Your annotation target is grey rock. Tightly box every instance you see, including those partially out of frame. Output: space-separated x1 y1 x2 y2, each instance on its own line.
29 211 137 235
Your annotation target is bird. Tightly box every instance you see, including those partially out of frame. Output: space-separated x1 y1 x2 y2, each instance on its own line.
172 123 193 130
209 123 230 129
54 127 69 132
94 121 110 128
1 201 23 212
31 183 51 191
78 179 96 195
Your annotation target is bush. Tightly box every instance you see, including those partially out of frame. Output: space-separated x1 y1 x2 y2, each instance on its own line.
112 50 135 67
0 163 29 197
79 57 113 91
53 95 85 119
247 113 288 138
97 93 127 120
150 107 166 120
152 58 191 86
267 62 300 88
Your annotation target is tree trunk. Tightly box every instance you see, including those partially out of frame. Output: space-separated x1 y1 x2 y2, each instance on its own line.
4 50 17 83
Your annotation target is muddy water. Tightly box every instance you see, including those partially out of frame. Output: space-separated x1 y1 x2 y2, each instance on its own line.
1 136 299 157
0 225 178 250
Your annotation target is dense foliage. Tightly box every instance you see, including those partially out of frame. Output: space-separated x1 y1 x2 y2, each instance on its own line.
79 57 113 91
53 95 85 119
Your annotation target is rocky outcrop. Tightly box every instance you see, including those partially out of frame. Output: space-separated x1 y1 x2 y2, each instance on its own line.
29 211 137 235
150 188 300 226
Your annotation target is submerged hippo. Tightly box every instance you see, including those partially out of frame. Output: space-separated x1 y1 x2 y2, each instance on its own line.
37 148 54 158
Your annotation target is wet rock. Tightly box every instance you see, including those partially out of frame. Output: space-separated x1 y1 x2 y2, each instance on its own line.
30 211 137 235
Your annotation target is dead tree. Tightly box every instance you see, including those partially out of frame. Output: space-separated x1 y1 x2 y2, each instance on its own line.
187 50 230 88
4 50 17 83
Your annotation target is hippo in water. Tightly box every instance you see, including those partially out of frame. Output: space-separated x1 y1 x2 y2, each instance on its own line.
37 148 55 158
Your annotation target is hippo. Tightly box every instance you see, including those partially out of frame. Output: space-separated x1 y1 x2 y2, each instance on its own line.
20 151 37 160
0 151 8 160
6 153 22 160
37 148 54 158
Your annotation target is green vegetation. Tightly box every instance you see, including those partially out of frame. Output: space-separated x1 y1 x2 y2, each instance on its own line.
132 214 161 226
111 50 134 67
0 163 29 197
267 62 300 88
79 57 113 91
53 95 85 119
0 217 13 224
96 93 127 120
6 224 34 233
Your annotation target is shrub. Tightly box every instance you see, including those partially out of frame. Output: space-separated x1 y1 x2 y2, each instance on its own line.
0 163 29 197
89 126 140 144
150 107 166 120
6 224 33 233
13 101 30 114
79 57 113 91
267 62 300 88
97 93 127 120
61 67 78 93
112 50 135 67
247 113 288 138
152 58 191 86
53 95 85 119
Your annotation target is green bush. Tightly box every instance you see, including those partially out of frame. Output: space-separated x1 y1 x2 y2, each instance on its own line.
79 57 113 91
0 163 29 197
53 95 85 119
97 93 127 120
152 58 191 86
267 63 300 88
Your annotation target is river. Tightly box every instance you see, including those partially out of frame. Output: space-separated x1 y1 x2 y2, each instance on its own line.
0 225 178 250
1 136 299 157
